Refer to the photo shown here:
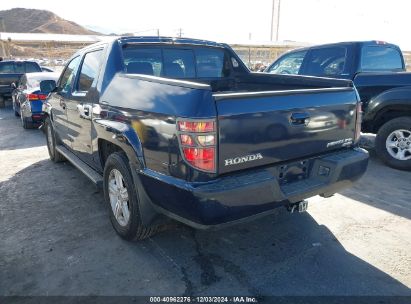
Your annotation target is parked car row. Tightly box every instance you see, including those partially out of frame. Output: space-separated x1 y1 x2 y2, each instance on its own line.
0 37 408 241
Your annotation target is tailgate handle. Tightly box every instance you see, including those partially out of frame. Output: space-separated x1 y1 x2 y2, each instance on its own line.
290 113 310 126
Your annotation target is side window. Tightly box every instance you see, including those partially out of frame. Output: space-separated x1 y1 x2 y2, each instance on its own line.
163 49 195 78
305 47 347 77
195 48 225 78
361 46 403 71
15 62 25 73
122 47 162 76
77 49 104 92
25 62 41 73
267 51 307 75
57 56 81 95
0 62 14 73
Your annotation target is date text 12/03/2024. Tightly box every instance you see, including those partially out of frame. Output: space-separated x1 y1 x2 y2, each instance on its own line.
149 296 258 303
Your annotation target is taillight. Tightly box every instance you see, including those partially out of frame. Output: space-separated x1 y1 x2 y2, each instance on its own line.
178 121 215 133
27 94 47 101
182 147 215 172
177 119 217 173
354 102 363 142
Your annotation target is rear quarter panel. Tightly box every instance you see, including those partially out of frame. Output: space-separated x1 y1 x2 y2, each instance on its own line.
98 74 218 182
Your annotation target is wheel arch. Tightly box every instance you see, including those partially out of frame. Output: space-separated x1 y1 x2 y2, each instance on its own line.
96 122 163 227
372 106 411 133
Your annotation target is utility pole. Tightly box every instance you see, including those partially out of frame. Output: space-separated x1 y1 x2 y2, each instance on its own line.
270 0 281 41
0 17 5 58
177 28 183 38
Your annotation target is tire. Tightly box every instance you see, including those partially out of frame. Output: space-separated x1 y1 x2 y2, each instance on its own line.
20 109 32 129
13 102 19 116
0 96 5 109
103 152 160 241
375 117 411 171
45 117 65 163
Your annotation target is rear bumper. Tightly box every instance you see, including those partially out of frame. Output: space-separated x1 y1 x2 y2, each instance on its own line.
21 101 45 123
139 148 369 228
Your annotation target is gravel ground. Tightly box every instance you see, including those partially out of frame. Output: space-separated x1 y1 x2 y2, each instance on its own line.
0 105 410 296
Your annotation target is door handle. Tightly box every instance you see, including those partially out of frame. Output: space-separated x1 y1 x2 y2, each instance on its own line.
290 113 310 126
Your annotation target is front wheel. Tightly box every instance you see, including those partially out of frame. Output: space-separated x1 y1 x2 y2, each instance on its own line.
375 117 411 171
103 152 160 241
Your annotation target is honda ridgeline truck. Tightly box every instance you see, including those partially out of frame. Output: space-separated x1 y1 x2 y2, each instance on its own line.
41 37 369 240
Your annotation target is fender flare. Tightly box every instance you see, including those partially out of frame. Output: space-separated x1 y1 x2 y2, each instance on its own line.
94 119 165 226
363 86 411 124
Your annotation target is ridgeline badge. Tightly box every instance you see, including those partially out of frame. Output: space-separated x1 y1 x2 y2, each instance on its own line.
224 153 263 166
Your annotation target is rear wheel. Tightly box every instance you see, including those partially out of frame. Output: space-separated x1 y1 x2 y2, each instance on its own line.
20 109 32 129
375 117 411 171
45 117 65 163
103 152 161 241
13 102 19 116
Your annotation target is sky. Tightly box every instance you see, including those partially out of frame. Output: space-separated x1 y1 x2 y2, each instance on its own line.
1 0 411 50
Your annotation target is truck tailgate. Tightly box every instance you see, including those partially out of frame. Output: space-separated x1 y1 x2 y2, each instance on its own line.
215 87 358 174
0 74 21 94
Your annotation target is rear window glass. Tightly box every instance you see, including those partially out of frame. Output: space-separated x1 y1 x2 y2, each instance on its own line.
0 62 14 73
305 47 347 77
195 48 225 77
163 49 195 78
25 62 41 73
27 75 58 89
123 48 162 76
122 46 226 78
27 78 42 89
15 62 25 73
361 46 403 71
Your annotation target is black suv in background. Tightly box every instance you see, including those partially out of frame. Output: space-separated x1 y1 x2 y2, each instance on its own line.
266 41 411 170
0 60 42 108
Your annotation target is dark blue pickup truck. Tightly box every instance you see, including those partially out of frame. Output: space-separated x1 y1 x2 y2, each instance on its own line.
42 37 368 240
0 60 43 108
266 41 411 170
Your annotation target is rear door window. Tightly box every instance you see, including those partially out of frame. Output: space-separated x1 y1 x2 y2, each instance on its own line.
267 51 307 75
305 47 347 77
77 49 104 92
361 46 403 71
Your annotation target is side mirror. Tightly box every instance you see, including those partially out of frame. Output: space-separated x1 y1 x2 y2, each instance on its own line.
11 82 16 89
40 80 57 94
